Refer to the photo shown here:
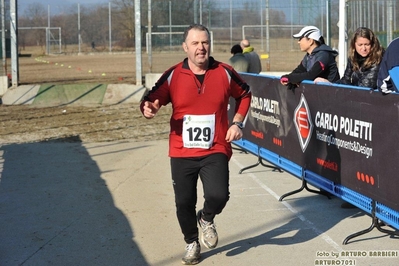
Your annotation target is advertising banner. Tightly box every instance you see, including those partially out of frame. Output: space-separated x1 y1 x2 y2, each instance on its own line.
237 74 399 212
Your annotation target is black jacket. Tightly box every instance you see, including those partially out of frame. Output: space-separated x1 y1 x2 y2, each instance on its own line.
284 44 340 85
337 57 380 89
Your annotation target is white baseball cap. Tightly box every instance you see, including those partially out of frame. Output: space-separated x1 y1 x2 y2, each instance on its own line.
293 26 322 41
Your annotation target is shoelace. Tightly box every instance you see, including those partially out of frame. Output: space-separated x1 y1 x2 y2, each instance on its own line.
186 242 197 252
201 222 217 238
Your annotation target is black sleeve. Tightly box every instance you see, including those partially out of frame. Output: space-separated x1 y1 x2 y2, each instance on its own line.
290 62 307 74
282 62 307 85
287 61 324 84
336 59 353 85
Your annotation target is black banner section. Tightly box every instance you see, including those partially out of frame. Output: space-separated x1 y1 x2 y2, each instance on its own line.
235 74 399 213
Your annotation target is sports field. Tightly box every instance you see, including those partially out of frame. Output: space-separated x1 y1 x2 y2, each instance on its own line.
16 40 304 85
1 42 302 145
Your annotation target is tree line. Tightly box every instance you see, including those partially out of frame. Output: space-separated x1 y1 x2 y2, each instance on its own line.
16 0 319 51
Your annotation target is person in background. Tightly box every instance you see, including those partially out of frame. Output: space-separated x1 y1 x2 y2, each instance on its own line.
315 27 384 90
280 26 340 89
140 24 251 265
228 44 249 72
240 39 262 73
377 37 399 94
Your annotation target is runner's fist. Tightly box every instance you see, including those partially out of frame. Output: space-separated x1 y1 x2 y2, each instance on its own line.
143 99 160 118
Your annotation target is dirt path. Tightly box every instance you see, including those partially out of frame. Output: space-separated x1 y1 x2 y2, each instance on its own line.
0 103 172 144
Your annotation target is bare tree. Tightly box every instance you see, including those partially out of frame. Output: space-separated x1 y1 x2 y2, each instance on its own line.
52 10 76 50
21 3 47 49
80 5 109 49
110 0 198 47
111 0 135 47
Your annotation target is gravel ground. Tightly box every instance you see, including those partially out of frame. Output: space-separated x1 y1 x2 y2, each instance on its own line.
0 103 172 144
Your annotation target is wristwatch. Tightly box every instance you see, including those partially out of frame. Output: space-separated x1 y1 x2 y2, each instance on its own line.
232 121 244 129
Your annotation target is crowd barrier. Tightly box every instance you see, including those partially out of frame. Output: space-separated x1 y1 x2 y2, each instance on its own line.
230 73 399 243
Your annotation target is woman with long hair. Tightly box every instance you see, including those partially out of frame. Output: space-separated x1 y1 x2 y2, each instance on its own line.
315 27 384 89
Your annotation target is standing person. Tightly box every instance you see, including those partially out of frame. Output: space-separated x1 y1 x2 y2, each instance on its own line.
315 27 384 90
140 24 251 265
280 26 340 89
377 37 399 94
240 39 262 73
228 44 249 72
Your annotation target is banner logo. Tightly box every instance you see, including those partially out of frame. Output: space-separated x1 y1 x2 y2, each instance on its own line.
294 94 313 152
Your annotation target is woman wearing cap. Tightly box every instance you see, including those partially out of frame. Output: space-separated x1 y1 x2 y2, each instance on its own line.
315 27 384 90
280 26 340 88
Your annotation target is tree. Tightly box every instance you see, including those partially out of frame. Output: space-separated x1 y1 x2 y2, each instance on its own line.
20 3 47 49
80 5 110 49
111 0 135 47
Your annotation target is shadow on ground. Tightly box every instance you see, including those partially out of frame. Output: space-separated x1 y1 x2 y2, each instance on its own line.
0 137 147 265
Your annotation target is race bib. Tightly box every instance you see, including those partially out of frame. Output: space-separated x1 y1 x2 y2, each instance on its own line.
182 114 215 149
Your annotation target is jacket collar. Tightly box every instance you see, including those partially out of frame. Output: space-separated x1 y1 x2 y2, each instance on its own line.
182 57 216 71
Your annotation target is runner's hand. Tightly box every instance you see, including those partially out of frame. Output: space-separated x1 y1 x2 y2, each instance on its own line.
225 124 243 143
143 99 160 118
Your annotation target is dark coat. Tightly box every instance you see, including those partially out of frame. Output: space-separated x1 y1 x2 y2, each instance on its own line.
283 44 340 85
337 57 380 89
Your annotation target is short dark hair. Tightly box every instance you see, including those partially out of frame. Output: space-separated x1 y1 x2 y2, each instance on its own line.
230 44 242 54
183 24 210 42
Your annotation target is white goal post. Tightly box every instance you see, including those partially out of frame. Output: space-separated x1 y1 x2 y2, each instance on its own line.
18 27 62 54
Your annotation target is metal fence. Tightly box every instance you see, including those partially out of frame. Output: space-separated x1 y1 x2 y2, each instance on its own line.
11 0 398 51
1 0 399 84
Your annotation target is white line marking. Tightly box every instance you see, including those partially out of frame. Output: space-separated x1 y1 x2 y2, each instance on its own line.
232 157 344 252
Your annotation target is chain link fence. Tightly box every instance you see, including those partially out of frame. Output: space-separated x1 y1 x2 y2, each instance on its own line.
1 0 398 81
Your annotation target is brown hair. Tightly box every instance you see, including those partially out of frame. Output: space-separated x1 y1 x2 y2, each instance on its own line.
349 27 384 71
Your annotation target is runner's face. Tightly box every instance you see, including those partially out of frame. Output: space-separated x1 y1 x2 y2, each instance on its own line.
183 29 210 69
355 37 371 57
